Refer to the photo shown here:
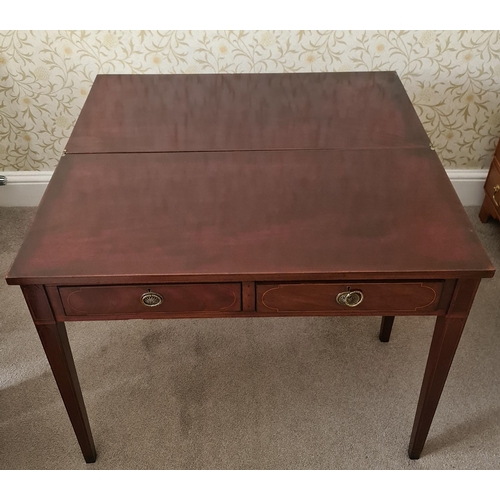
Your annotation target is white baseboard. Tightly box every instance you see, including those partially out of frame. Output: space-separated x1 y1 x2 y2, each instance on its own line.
0 169 488 208
0 171 53 207
447 169 487 207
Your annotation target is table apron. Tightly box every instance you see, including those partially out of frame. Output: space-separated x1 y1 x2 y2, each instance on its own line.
45 279 456 322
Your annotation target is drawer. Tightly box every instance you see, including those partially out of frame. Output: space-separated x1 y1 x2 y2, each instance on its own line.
59 283 241 317
485 157 500 214
257 281 444 314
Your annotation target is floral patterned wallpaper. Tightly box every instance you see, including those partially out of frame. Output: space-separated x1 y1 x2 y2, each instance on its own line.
1 30 499 171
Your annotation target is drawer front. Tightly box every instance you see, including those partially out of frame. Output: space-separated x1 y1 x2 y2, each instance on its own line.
485 157 500 213
257 282 444 314
60 283 241 317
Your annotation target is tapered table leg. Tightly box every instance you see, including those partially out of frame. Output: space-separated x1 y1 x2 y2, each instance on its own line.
408 279 480 459
36 321 97 463
379 316 395 342
21 285 96 463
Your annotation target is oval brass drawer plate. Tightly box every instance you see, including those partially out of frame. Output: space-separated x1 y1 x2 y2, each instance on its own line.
257 282 444 314
60 283 241 317
336 289 364 307
140 291 164 307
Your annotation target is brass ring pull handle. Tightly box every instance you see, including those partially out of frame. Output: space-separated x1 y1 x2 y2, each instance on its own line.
141 290 164 307
336 289 364 307
493 185 500 207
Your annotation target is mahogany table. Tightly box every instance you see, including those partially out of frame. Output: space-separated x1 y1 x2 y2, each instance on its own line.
6 72 495 463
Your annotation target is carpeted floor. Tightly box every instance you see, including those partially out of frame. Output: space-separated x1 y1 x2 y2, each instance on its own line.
0 206 499 470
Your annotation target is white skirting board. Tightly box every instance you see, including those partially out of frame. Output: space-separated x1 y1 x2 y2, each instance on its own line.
0 171 53 207
0 169 488 208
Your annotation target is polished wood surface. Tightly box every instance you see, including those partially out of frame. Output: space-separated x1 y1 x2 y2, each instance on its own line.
7 72 496 463
408 279 480 459
59 283 242 317
6 149 494 286
479 139 500 223
42 279 456 323
256 281 444 314
65 72 431 154
21 285 96 462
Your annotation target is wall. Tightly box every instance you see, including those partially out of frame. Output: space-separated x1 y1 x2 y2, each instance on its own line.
1 30 499 172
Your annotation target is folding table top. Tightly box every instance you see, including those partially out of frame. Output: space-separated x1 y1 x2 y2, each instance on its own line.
65 72 431 154
6 72 494 285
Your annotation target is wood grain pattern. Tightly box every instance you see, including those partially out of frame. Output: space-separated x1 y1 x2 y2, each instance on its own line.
65 72 431 154
409 279 481 459
59 283 241 317
21 284 54 324
242 282 256 312
257 282 444 314
21 285 96 463
446 278 481 318
6 72 496 463
35 320 96 463
6 149 494 286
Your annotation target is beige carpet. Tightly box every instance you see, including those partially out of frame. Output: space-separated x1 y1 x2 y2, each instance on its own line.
1 206 499 470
